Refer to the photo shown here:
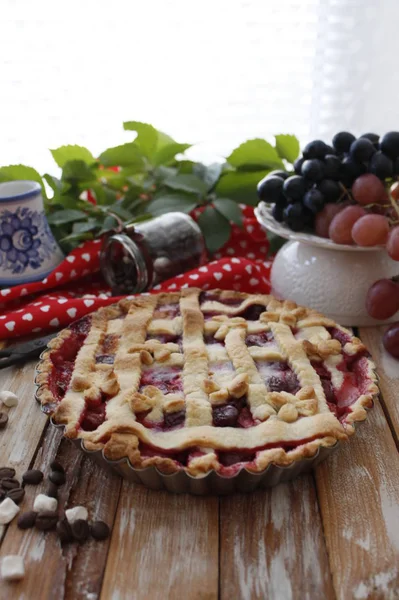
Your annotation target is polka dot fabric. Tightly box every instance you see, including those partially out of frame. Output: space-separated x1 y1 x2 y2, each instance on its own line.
0 207 272 339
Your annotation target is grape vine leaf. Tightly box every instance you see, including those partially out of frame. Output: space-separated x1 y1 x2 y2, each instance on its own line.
123 121 158 158
275 134 300 164
197 206 231 253
47 209 87 225
98 142 145 169
62 160 96 183
215 170 270 205
50 145 95 168
227 139 284 171
213 198 243 226
193 162 223 191
147 192 198 216
163 173 208 195
153 143 192 166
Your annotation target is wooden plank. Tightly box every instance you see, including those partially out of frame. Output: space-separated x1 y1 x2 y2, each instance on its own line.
359 326 399 444
101 482 219 600
315 397 399 600
0 362 48 478
220 475 335 600
0 422 122 600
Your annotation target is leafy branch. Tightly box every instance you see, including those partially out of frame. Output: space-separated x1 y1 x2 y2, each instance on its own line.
0 122 299 253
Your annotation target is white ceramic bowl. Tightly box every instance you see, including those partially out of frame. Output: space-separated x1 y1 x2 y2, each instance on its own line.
255 202 399 327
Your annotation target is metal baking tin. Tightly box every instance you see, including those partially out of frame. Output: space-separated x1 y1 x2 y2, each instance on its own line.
35 351 341 496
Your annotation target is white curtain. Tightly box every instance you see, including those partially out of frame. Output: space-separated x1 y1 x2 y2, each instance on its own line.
0 0 398 174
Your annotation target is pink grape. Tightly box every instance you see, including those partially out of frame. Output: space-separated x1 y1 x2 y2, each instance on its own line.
386 226 399 261
314 203 345 238
351 214 390 246
329 205 366 244
366 279 399 320
383 322 399 358
352 174 388 206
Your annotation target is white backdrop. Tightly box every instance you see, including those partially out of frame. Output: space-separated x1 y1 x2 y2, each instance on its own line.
1 0 398 174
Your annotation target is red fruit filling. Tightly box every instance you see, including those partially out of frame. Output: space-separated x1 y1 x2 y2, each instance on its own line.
328 326 351 346
136 409 186 431
239 304 266 321
246 331 274 346
153 303 180 319
199 292 243 306
80 402 106 432
48 317 92 402
139 367 183 395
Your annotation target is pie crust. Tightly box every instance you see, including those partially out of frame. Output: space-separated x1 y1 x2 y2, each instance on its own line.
36 288 379 477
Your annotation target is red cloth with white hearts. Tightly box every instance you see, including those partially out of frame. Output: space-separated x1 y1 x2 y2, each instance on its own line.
0 206 272 340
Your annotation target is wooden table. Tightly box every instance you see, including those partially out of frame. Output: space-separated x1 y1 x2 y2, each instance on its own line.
0 326 398 600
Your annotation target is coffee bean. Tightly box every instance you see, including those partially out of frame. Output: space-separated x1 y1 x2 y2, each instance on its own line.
0 412 8 429
6 487 25 504
1 478 20 490
56 518 73 544
0 468 16 480
48 471 66 486
90 521 110 541
22 469 44 485
46 482 59 499
49 461 65 474
35 511 58 531
71 519 89 543
17 511 37 530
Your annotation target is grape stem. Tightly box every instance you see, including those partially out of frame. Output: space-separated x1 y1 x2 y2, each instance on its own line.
388 191 399 219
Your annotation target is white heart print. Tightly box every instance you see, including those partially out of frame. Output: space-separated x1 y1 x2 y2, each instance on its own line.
22 313 33 321
67 308 77 318
5 321 15 331
83 299 94 307
213 272 223 281
40 306 50 312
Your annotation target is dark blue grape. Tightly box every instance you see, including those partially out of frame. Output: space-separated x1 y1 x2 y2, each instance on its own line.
303 189 325 213
369 151 393 179
349 138 376 163
257 175 284 202
283 202 307 231
301 159 325 182
324 154 341 180
282 175 307 202
272 203 285 222
303 140 329 160
332 131 356 153
294 157 304 175
360 133 379 148
318 179 341 202
267 170 290 180
340 156 366 186
380 132 399 159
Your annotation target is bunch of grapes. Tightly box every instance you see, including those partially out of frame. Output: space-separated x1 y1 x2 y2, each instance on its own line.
257 131 399 358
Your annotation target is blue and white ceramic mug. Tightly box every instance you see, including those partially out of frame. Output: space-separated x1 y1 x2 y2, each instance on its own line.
0 180 64 286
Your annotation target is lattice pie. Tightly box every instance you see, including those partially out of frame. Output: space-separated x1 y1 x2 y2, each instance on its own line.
36 289 378 477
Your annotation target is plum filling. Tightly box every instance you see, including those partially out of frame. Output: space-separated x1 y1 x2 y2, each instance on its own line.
139 366 183 395
327 327 351 346
256 361 300 394
212 396 255 428
246 331 274 346
80 403 106 432
48 317 92 402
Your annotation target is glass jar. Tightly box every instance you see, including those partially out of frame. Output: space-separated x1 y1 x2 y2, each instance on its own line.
100 212 206 294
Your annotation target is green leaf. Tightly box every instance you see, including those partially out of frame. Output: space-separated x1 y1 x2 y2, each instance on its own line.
99 215 119 235
72 219 99 234
215 169 270 205
163 173 208 195
156 130 176 150
153 143 191 166
213 198 243 226
62 160 96 183
193 162 223 191
106 202 132 220
123 121 158 158
227 139 284 171
147 192 198 216
197 206 231 253
275 134 300 164
0 164 45 196
43 174 61 192
98 142 145 169
59 231 93 248
50 145 94 168
47 209 87 225
267 231 286 256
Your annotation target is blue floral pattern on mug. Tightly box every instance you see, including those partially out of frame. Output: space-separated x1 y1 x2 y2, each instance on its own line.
0 206 59 274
